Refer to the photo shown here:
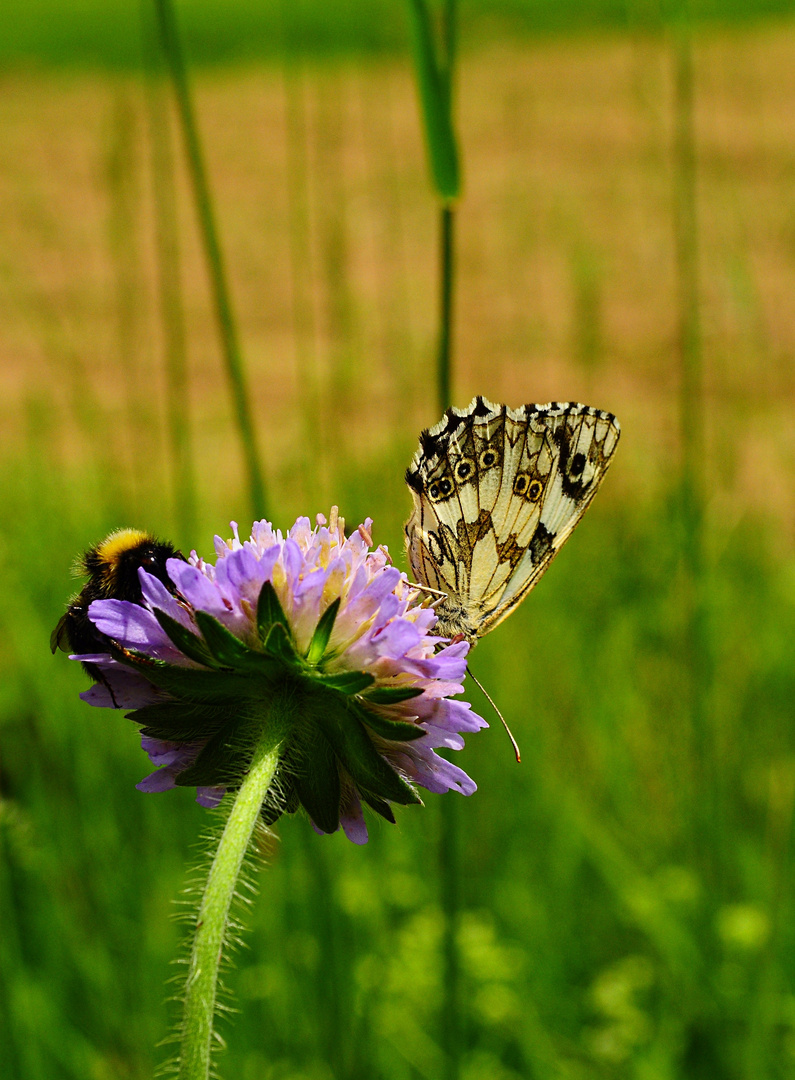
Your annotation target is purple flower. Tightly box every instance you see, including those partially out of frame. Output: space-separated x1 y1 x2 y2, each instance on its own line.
73 509 487 843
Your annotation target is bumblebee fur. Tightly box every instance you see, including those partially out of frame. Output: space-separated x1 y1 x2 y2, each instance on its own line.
51 529 185 682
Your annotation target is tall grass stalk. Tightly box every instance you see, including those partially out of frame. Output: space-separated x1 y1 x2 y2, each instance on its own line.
438 204 455 414
279 6 325 507
436 0 457 413
407 0 463 1074
142 12 197 544
437 6 460 1076
152 0 267 521
106 88 151 518
437 198 460 1080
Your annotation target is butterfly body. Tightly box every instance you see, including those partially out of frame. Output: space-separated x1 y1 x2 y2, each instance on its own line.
404 397 620 641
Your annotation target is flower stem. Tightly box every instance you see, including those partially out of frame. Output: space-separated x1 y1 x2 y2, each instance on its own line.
177 722 286 1080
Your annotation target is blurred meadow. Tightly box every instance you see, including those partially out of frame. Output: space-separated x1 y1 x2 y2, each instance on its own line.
2 1 795 1078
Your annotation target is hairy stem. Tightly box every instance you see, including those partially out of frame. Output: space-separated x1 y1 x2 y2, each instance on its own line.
177 721 287 1080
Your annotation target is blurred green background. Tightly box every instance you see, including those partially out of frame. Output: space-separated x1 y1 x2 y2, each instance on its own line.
2 1 795 1078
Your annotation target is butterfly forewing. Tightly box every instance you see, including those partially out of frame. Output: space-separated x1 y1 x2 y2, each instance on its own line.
404 397 620 640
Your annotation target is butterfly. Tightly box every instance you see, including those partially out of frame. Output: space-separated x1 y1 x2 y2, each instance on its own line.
404 396 621 642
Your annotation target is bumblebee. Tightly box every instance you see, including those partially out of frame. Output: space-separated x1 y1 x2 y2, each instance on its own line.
51 529 185 679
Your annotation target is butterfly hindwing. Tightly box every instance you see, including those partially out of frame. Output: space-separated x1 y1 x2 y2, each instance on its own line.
404 398 620 640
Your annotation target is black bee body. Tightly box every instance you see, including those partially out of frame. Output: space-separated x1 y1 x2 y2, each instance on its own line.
51 530 185 682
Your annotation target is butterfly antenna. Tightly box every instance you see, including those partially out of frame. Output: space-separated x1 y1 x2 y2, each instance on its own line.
467 667 521 763
408 580 448 601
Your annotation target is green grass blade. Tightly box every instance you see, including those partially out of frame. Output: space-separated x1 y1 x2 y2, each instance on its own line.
142 6 198 544
437 203 455 416
406 0 460 202
408 4 464 1077
152 0 268 521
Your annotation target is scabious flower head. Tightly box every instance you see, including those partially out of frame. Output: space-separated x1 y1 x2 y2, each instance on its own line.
75 509 487 843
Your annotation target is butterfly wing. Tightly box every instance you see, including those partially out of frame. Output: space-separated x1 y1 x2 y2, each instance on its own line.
404 397 620 639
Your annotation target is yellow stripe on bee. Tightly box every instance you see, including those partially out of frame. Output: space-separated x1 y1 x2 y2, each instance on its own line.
96 528 152 564
94 529 152 592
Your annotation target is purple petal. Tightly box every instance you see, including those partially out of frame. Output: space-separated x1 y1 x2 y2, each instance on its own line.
196 786 225 808
221 546 260 589
397 650 469 682
136 768 178 793
88 599 171 650
367 593 401 633
427 639 470 674
394 748 477 796
166 562 228 616
280 538 303 591
372 619 422 658
140 736 190 767
291 570 330 653
417 727 466 750
426 698 488 733
337 570 402 635
249 520 278 551
288 516 313 544
139 569 193 629
345 562 370 603
78 664 163 709
359 567 402 607
216 546 278 606
341 806 369 845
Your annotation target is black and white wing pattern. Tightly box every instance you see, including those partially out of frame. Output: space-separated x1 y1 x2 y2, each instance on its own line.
404 397 620 641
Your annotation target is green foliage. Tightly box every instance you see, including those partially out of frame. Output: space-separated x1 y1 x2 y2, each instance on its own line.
406 0 460 202
2 0 794 69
